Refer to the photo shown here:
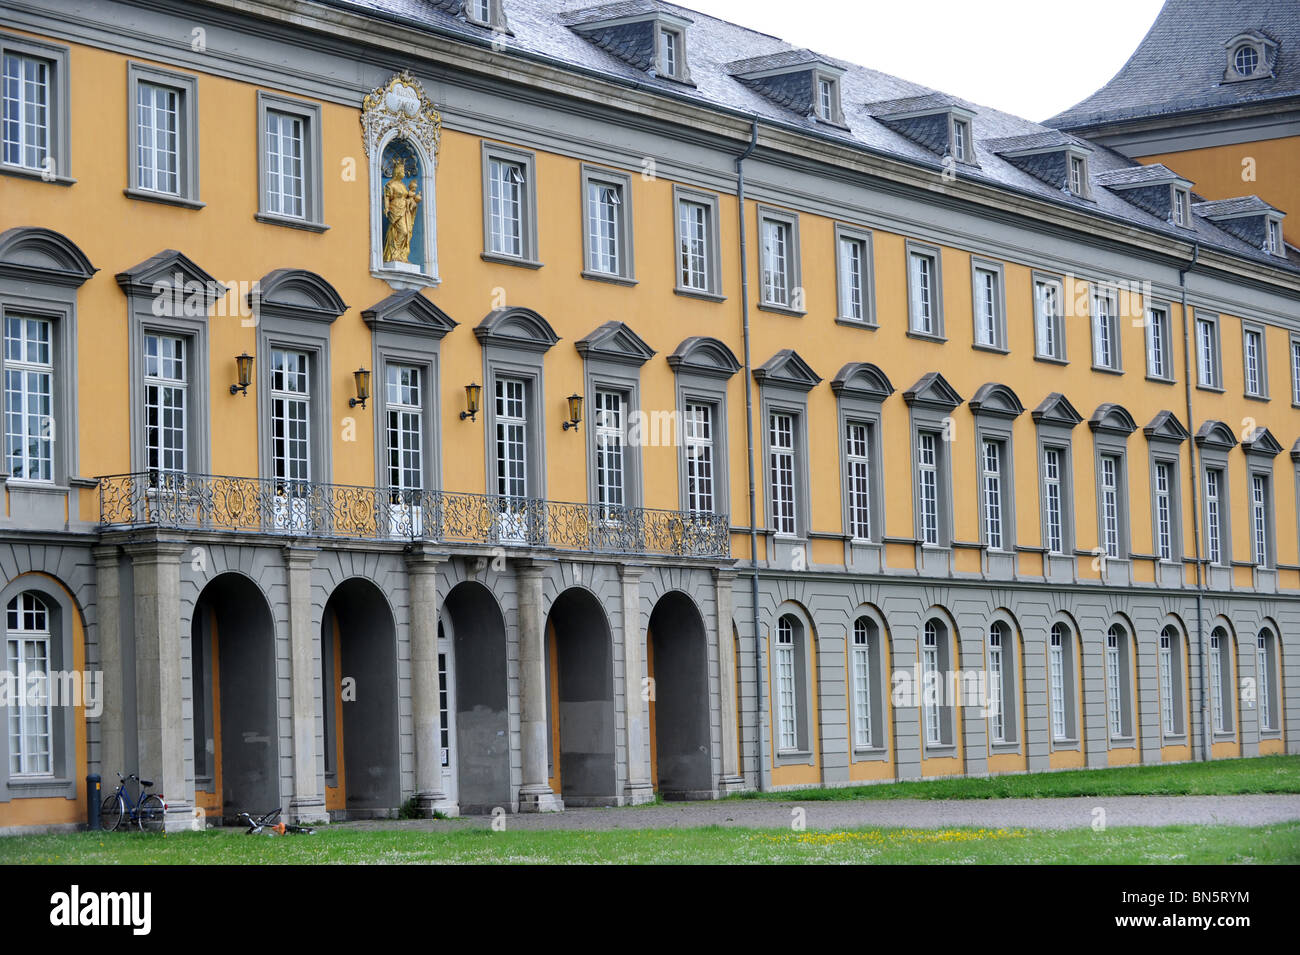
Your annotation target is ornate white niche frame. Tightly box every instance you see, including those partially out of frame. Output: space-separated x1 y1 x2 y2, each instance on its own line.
362 71 442 289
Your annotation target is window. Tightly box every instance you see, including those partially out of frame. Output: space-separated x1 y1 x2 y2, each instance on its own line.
845 421 872 540
466 0 496 25
1251 473 1270 566
759 210 801 310
1196 315 1220 388
773 614 809 755
917 430 940 545
6 592 52 776
1 36 69 180
1291 337 1300 404
1105 624 1133 739
386 364 423 493
270 349 310 485
1265 218 1283 256
678 199 708 291
1234 44 1259 77
1258 629 1279 732
495 377 527 500
143 333 186 476
660 28 679 78
1033 275 1065 361
1158 626 1184 737
986 625 1009 744
1048 623 1077 742
594 389 625 516
951 117 970 161
1154 460 1174 561
908 246 942 336
581 167 634 281
684 402 714 514
1243 325 1266 397
851 618 874 749
1042 447 1065 555
1146 305 1171 380
981 439 1006 550
127 64 198 204
482 144 538 264
817 77 833 120
1091 286 1120 371
1173 187 1189 227
769 411 796 537
971 261 1004 349
835 228 873 323
263 108 307 219
1100 454 1122 558
1209 627 1233 734
922 621 941 746
1204 467 1224 565
3 315 53 482
1068 154 1087 197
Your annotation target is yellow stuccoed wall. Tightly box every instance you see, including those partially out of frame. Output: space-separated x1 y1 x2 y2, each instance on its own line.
6 33 1300 582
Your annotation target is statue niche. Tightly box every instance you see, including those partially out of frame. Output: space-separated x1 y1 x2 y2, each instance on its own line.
381 140 424 268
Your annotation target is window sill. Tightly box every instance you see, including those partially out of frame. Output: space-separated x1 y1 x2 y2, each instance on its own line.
674 286 726 303
1212 732 1237 742
1 164 76 186
1196 383 1225 394
757 302 806 318
123 187 206 210
581 269 637 287
1145 374 1176 385
1161 733 1187 743
482 252 543 270
971 343 1009 355
255 211 330 233
1108 737 1137 746
851 746 889 760
1033 353 1069 366
989 741 1021 754
922 744 957 755
834 317 876 330
1244 392 1270 403
1051 737 1080 747
1090 364 1124 376
906 330 946 344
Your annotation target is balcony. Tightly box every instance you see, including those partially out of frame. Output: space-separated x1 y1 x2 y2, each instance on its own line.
96 472 731 559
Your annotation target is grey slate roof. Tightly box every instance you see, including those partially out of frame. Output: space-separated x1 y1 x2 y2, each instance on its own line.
559 0 673 26
1095 164 1187 187
983 130 1082 154
1047 0 1300 130
324 0 1299 272
1194 196 1282 218
725 48 844 75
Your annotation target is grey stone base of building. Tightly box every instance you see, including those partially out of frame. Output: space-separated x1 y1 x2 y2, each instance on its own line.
287 798 330 826
0 822 83 837
162 803 196 834
517 785 564 812
717 775 749 796
409 793 460 818
623 782 656 805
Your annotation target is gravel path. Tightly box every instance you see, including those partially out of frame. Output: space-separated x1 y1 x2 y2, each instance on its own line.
343 794 1300 832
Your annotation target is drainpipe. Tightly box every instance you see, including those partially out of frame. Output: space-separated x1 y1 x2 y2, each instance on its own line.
736 118 763 791
1178 242 1211 762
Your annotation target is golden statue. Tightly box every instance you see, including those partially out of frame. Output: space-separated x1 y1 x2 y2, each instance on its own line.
382 156 422 263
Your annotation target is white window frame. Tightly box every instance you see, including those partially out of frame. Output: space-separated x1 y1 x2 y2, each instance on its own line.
3 313 54 483
775 617 798 752
1100 453 1121 558
1258 631 1275 732
673 187 722 298
386 363 423 494
834 225 874 325
1068 154 1088 198
917 430 940 546
1159 628 1175 737
1210 629 1227 734
482 143 539 265
494 376 528 501
269 348 311 496
1173 187 1190 227
6 592 53 776
845 420 872 541
851 618 873 750
1042 446 1065 555
1106 627 1124 739
1090 285 1121 372
987 626 1005 744
758 207 802 312
1290 334 1300 405
1251 472 1269 567
907 243 943 338
1242 324 1267 398
981 438 1005 551
126 63 200 206
1049 624 1067 742
1265 217 1284 256
594 388 626 517
143 331 187 476
580 166 634 282
970 259 1005 350
0 34 70 182
768 410 797 537
1154 459 1174 561
922 621 941 746
684 401 715 515
1204 466 1224 565
1032 274 1066 362
1196 314 1222 389
1146 305 1172 380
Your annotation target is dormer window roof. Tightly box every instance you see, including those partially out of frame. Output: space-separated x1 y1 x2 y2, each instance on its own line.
726 49 847 125
1224 30 1278 82
1096 163 1195 225
562 2 695 84
866 93 978 165
437 0 509 32
985 130 1093 198
1194 196 1287 257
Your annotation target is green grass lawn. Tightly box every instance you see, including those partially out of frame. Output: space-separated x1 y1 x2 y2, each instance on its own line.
735 755 1300 802
2 822 1297 864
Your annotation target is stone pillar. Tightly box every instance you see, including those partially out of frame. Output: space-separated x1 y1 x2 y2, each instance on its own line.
516 561 562 811
125 537 192 833
405 543 455 816
284 546 328 825
621 565 654 805
714 569 746 793
93 545 125 791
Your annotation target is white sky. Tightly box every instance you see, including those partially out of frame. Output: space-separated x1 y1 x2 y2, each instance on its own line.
679 0 1167 122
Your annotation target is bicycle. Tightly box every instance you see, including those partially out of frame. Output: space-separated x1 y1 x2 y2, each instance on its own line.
237 807 315 835
100 773 167 832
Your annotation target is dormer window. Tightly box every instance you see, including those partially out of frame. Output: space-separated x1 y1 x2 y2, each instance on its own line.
466 0 497 28
1069 155 1087 196
1173 187 1190 227
1223 31 1277 83
727 51 845 125
817 77 833 120
1234 44 1259 76
951 117 972 162
659 28 680 79
1266 217 1283 256
565 6 694 85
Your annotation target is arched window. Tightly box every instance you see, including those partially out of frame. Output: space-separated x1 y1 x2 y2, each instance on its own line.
1257 629 1279 733
1209 627 1235 735
921 619 954 750
6 592 52 776
1105 624 1134 740
773 615 809 754
1158 625 1186 738
851 616 884 750
986 622 1018 745
1048 622 1078 742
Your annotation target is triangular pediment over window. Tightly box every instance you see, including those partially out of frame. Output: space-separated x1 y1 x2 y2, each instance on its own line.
753 349 821 391
575 320 655 366
362 289 458 340
0 226 96 287
1143 410 1190 444
116 249 225 312
1241 426 1283 458
829 362 894 403
1031 392 1083 428
902 371 962 411
667 336 741 379
474 307 560 353
1088 402 1137 435
968 382 1024 419
1195 420 1238 451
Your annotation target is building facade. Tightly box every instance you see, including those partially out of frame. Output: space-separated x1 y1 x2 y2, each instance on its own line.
0 0 1297 832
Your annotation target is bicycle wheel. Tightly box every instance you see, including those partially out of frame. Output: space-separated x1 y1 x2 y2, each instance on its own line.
137 794 166 833
100 794 125 832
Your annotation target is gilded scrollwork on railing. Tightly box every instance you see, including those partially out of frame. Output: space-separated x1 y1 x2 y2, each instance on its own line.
97 473 730 558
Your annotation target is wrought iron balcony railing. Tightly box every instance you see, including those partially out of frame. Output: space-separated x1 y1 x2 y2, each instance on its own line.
96 472 731 559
